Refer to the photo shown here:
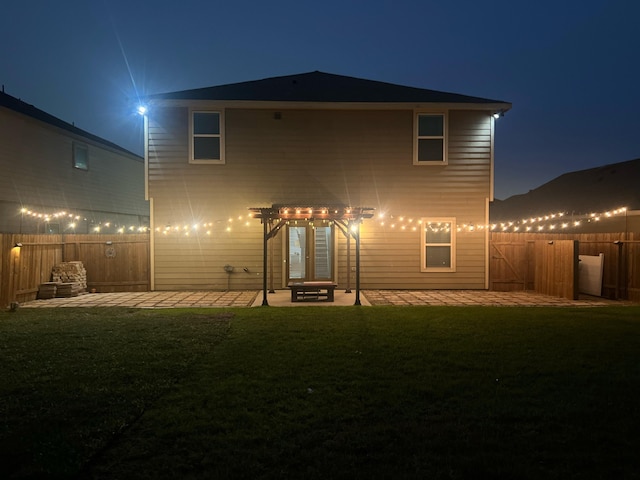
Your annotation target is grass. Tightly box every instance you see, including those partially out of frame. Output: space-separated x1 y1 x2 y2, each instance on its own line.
1 306 639 479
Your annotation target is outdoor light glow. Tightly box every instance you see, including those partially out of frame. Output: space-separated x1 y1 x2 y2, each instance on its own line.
137 105 147 115
18 206 148 232
65 202 627 239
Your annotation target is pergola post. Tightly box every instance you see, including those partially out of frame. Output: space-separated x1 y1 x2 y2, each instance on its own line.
345 231 352 293
262 217 269 306
354 220 361 306
268 219 275 293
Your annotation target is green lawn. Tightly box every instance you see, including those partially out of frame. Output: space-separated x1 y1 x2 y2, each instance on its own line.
1 306 639 479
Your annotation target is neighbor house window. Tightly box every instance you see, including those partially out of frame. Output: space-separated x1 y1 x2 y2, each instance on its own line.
414 113 446 164
190 110 225 164
421 218 456 272
73 142 89 170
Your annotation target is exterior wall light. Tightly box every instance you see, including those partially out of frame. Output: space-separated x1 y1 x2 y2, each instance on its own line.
137 105 147 116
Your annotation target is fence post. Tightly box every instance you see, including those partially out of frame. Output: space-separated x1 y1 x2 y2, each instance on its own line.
614 240 624 300
0 235 10 308
2 235 21 308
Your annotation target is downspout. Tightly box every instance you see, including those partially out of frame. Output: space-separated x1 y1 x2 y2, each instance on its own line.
143 113 155 291
485 197 490 290
486 115 496 290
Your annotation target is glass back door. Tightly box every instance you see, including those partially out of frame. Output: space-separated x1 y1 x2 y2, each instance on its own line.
287 224 333 282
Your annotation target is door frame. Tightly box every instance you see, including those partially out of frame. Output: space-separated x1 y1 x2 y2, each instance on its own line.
284 221 336 285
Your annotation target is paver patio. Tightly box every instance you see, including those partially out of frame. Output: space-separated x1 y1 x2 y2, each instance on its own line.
18 289 621 308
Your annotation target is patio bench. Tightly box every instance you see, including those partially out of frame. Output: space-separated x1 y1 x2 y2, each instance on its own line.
288 281 338 302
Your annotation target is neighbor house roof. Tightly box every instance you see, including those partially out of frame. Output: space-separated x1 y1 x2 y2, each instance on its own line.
0 90 141 159
148 71 511 108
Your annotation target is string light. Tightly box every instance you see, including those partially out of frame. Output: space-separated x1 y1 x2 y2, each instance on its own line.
24 204 626 237
18 206 149 233
485 207 627 233
371 206 628 233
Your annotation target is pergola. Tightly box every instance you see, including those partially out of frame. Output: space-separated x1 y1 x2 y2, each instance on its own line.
249 205 375 306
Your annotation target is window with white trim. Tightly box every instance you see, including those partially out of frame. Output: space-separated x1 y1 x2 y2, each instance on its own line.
421 218 456 272
190 110 224 164
414 113 446 164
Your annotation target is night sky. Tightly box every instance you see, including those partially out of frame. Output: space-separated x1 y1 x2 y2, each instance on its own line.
2 0 638 199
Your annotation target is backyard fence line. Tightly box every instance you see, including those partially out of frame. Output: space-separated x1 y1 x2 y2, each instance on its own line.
1 231 637 307
490 232 638 302
1 233 149 307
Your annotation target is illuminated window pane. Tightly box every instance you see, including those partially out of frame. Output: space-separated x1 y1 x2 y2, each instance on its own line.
314 227 332 279
422 218 455 271
425 225 451 243
289 227 306 279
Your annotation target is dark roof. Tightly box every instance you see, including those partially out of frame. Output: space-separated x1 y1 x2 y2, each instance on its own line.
0 90 141 159
491 158 640 219
149 71 511 106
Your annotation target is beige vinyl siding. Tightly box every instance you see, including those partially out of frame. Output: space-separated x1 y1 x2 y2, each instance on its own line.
0 106 147 233
148 107 492 290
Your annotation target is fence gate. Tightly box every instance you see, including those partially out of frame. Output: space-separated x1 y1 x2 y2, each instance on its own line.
490 236 535 292
490 233 579 300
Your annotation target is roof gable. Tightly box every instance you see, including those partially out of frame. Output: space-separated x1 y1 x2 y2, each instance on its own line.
149 71 510 106
0 91 141 158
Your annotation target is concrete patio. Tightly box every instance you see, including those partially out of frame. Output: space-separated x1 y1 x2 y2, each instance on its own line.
19 289 623 308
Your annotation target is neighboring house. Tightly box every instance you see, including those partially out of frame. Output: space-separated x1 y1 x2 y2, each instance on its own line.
0 90 149 234
490 158 640 234
143 71 511 291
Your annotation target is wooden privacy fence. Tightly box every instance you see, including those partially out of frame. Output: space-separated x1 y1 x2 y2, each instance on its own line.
1 233 149 307
490 232 639 302
2 232 638 307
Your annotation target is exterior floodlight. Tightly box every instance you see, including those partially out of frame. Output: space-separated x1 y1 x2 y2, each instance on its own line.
137 105 147 116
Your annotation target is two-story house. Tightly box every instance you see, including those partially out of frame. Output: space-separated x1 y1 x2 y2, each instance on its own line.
0 90 149 234
143 71 511 293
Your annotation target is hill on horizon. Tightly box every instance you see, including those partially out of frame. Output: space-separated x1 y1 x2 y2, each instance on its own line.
491 158 640 221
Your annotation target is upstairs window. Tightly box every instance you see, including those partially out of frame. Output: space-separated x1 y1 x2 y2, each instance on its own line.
191 110 224 164
73 142 89 170
421 218 456 272
414 113 446 164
